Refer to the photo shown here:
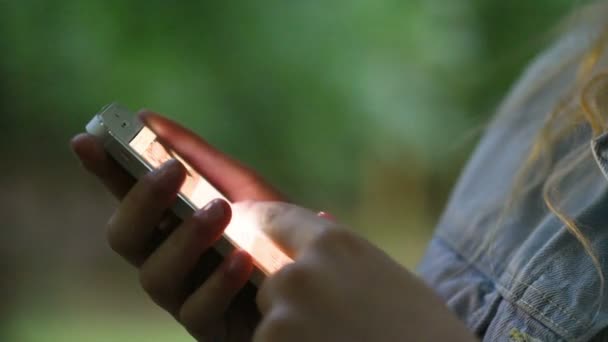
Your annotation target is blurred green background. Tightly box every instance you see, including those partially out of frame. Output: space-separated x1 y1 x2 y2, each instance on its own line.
1 0 579 341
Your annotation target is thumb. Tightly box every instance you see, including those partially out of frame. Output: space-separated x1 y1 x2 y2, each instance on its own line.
231 201 338 258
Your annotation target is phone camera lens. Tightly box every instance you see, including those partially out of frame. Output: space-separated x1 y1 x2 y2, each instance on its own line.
121 122 129 128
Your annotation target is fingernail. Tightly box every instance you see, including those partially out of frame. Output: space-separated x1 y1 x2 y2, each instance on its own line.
318 211 335 221
195 198 228 225
151 159 184 190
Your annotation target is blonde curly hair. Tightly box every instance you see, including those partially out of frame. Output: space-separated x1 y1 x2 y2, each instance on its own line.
492 2 608 308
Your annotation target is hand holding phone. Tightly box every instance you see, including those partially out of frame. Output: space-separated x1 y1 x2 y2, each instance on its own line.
71 105 287 340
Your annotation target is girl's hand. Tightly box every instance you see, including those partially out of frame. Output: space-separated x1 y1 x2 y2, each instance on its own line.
235 202 477 342
71 111 285 341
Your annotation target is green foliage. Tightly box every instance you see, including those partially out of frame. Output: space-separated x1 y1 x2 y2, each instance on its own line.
1 1 575 206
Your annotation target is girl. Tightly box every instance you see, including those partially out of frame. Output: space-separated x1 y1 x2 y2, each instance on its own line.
72 2 608 341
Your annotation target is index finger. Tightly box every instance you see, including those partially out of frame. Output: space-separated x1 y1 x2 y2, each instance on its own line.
232 201 338 258
140 112 285 202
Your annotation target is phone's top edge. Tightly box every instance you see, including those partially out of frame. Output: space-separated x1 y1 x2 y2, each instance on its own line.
86 102 143 142
86 102 129 137
98 102 131 116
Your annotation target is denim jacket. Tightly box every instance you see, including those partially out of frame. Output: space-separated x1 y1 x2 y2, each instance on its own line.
417 12 608 342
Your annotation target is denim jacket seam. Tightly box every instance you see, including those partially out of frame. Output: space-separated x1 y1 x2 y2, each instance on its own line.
494 282 575 341
501 268 591 330
437 230 589 327
435 233 586 340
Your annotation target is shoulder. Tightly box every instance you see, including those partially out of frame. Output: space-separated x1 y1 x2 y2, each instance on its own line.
419 5 608 341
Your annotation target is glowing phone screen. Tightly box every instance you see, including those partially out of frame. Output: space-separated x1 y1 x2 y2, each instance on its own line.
129 126 292 275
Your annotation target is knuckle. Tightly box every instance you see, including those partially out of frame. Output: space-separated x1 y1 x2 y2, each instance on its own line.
312 227 351 248
310 227 361 258
138 266 168 300
275 263 311 288
178 301 221 340
140 172 169 198
255 309 295 342
178 302 201 333
258 264 311 312
105 215 129 254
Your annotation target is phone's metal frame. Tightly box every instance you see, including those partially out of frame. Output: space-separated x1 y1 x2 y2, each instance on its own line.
86 103 264 286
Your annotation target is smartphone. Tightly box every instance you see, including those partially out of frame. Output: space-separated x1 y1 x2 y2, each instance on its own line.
86 103 292 287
